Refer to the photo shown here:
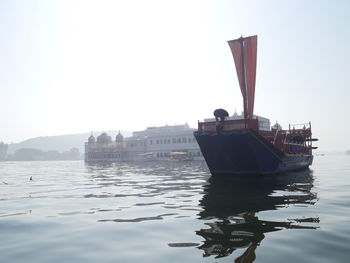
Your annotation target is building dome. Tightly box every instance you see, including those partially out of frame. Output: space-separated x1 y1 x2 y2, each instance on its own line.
116 131 124 142
88 133 96 143
272 122 282 130
97 132 112 144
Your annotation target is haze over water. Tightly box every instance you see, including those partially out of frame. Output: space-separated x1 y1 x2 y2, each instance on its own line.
1 156 349 262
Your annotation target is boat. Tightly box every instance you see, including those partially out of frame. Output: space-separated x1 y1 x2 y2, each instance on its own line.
168 151 194 161
194 35 318 175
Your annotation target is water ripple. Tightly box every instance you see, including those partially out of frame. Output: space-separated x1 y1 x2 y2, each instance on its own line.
1 158 347 263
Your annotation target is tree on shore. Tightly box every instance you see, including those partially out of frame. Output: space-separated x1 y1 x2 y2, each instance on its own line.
11 148 82 161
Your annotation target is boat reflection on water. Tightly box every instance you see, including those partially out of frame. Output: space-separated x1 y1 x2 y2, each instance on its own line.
196 169 319 261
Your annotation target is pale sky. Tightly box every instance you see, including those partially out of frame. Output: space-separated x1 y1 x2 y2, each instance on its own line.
1 0 350 152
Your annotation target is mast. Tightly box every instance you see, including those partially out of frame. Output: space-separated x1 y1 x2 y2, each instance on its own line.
239 37 248 120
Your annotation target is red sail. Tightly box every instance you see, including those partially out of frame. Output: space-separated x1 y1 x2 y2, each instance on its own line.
228 36 257 119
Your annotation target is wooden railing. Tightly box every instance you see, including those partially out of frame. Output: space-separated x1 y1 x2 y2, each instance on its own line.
198 119 259 133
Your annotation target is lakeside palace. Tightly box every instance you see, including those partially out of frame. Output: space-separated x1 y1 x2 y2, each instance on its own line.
85 124 204 162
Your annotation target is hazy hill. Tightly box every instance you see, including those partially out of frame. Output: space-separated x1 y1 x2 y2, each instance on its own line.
7 131 132 155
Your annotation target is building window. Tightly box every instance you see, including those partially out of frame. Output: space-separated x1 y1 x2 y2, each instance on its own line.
177 138 181 143
182 137 186 143
172 138 176 143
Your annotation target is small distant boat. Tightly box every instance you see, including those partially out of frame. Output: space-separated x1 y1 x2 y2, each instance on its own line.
137 152 157 161
194 35 318 175
168 151 194 161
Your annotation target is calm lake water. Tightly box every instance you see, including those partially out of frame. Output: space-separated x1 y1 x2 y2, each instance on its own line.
1 156 350 263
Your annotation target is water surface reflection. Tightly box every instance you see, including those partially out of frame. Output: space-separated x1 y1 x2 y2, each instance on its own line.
84 161 210 222
196 170 319 261
84 162 319 262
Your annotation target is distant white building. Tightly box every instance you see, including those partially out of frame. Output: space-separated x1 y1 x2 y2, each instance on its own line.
85 124 203 162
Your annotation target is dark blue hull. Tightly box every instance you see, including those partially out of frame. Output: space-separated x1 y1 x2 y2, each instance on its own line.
194 129 313 175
